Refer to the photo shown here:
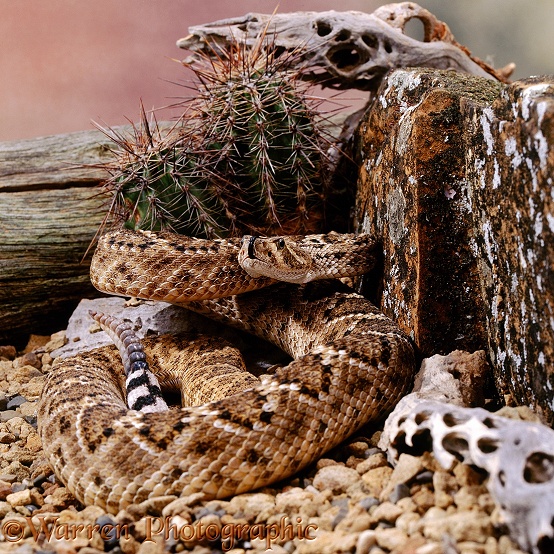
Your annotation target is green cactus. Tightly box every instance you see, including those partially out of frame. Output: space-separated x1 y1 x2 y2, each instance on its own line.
189 41 332 235
101 108 230 237
101 35 334 237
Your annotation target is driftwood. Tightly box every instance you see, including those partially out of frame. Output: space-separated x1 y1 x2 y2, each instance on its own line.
379 350 554 554
178 3 513 91
0 128 124 346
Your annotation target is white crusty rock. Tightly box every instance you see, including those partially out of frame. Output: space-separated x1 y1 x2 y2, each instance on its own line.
51 297 199 359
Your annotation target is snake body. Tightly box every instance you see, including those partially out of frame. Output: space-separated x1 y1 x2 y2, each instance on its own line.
37 230 415 514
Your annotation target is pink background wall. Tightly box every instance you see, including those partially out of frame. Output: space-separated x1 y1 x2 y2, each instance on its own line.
1 0 552 141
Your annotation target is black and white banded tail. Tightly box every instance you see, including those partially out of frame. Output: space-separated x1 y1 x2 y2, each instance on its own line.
89 311 168 413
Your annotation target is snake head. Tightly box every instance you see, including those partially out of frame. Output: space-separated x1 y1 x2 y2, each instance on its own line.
238 235 313 283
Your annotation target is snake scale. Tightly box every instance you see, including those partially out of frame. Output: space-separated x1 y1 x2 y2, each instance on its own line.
37 230 415 514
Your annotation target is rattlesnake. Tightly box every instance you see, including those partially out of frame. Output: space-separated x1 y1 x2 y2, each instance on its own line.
37 230 415 514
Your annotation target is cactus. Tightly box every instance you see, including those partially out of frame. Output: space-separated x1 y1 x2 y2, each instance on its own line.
189 39 333 235
101 34 335 237
100 107 230 237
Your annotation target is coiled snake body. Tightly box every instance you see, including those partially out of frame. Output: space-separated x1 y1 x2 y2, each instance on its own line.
37 230 415 514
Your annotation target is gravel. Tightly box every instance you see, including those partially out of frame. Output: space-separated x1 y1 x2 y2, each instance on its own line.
0 329 528 554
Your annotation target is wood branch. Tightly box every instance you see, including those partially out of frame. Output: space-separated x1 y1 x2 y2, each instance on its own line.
0 129 113 192
0 126 165 346
178 3 512 91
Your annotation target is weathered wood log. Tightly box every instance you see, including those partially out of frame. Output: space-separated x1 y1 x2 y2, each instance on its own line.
356 68 554 423
0 127 152 346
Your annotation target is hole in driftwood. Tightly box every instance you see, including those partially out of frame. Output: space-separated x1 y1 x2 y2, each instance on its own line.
442 433 469 461
537 534 554 554
414 410 432 425
335 29 351 42
393 429 433 457
523 452 554 484
477 437 498 454
315 20 332 37
362 34 378 50
443 411 470 427
356 70 388 91
327 46 364 70
270 46 287 59
482 417 497 429
403 17 426 42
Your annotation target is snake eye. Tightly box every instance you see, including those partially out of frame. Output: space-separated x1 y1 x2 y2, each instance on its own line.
277 238 285 249
247 236 257 259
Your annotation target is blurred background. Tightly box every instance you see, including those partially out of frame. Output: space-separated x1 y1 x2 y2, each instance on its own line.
1 0 552 141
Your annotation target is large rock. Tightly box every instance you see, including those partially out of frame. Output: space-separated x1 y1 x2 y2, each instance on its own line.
356 68 554 423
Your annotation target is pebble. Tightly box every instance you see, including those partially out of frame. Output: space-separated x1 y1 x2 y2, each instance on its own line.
455 485 486 511
379 453 423 500
95 514 120 549
44 330 66 352
17 378 44 399
345 441 370 458
358 496 379 511
294 530 359 553
356 451 388 474
275 488 318 516
18 401 38 418
5 366 43 398
374 527 409 550
421 510 493 542
0 501 11 518
0 481 12 500
0 345 17 360
6 488 32 506
24 415 38 427
0 431 16 444
412 487 436 512
13 352 42 370
1 410 22 422
313 464 360 494
360 466 393 497
454 463 486 487
195 504 227 519
11 482 28 493
414 470 434 484
371 501 403 524
415 542 444 554
356 530 377 554
228 492 275 522
45 486 76 509
7 395 28 409
433 469 457 508
388 482 411 503
395 510 421 534
335 505 372 533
